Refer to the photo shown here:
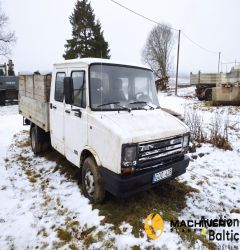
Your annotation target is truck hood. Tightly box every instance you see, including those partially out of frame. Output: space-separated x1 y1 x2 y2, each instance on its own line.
101 109 189 143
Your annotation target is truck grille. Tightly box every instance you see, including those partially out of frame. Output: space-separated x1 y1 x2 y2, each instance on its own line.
137 136 183 169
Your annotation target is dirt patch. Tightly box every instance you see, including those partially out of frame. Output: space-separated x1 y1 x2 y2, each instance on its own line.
93 180 216 249
11 132 215 249
57 228 72 242
44 150 81 182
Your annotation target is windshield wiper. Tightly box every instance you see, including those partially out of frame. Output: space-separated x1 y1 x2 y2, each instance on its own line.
97 102 131 112
129 101 155 110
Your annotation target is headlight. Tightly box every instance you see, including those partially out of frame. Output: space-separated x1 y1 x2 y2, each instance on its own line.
122 144 137 167
182 134 190 148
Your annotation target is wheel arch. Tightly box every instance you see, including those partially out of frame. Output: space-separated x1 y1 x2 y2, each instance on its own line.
80 146 102 167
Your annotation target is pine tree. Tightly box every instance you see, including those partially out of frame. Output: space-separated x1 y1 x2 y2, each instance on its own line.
63 0 110 59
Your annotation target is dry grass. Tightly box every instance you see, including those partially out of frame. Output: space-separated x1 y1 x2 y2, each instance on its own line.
37 146 214 248
209 112 232 150
13 132 216 248
93 180 216 249
57 228 72 242
208 135 232 150
184 107 207 143
184 107 232 150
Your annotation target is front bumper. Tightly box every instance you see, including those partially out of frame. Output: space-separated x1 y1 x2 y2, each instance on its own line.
100 155 190 198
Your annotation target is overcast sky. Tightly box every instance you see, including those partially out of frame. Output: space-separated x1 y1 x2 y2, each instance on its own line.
1 0 240 75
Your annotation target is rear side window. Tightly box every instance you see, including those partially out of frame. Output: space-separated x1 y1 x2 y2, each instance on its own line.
71 71 86 108
55 72 65 102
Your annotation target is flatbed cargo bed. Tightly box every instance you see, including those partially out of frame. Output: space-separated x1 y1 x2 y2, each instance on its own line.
18 74 51 132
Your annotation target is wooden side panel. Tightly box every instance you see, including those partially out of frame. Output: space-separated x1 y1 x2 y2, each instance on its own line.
25 75 34 98
19 76 26 93
190 73 219 85
19 96 50 132
33 75 51 102
191 71 240 86
18 74 51 101
18 74 52 132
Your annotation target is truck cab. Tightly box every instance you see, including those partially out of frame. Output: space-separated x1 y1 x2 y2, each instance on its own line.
20 58 190 203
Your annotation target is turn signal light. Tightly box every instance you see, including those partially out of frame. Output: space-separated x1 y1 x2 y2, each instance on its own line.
122 167 135 174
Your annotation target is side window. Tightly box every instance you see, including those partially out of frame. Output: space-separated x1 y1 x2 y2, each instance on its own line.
71 71 86 108
55 72 65 102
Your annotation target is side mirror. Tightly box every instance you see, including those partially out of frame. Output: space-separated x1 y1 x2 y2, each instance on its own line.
64 77 73 104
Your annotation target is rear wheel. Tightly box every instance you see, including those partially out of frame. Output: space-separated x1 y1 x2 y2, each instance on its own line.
204 88 212 101
82 157 105 204
30 125 50 154
30 125 42 154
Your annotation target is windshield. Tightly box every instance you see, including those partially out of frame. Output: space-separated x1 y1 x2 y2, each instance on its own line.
89 64 159 111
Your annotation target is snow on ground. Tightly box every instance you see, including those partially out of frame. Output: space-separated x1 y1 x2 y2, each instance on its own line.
159 88 240 248
169 77 190 87
180 143 240 247
0 89 240 249
159 86 197 114
0 105 189 249
0 131 103 249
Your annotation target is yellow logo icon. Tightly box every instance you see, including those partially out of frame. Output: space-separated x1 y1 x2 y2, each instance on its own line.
202 227 209 237
144 213 164 240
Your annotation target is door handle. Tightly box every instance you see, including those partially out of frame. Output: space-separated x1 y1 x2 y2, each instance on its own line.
72 108 82 118
50 103 57 109
65 109 70 114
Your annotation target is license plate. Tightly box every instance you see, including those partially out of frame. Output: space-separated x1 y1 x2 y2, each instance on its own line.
152 168 172 183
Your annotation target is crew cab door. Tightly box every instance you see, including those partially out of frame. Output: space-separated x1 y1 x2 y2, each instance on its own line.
50 70 67 155
64 69 88 166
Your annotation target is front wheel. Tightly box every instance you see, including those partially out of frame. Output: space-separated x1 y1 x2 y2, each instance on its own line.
82 157 105 204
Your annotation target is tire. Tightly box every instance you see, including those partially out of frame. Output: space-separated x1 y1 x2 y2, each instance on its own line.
30 125 42 154
82 157 105 204
197 96 205 101
204 88 212 101
30 125 50 154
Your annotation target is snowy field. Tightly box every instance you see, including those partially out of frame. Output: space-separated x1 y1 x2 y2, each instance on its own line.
0 88 239 249
169 77 190 87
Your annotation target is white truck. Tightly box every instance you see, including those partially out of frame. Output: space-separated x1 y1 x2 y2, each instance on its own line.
19 58 190 203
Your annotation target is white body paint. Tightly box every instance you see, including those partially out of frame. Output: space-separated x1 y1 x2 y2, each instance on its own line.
20 58 190 174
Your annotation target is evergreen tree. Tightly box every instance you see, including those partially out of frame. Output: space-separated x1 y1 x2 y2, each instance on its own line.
63 0 110 59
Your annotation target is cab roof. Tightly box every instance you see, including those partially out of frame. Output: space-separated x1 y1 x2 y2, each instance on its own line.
54 58 151 70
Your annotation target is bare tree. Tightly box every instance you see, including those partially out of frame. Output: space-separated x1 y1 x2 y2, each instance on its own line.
142 24 174 80
0 4 16 57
